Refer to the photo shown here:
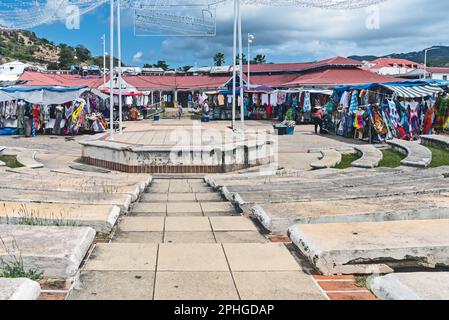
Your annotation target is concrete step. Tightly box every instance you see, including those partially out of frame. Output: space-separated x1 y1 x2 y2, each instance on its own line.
352 145 383 169
421 134 449 151
310 149 342 170
0 224 95 279
388 139 432 168
251 193 449 234
369 272 449 300
288 219 449 275
0 278 41 300
0 202 120 233
0 189 133 212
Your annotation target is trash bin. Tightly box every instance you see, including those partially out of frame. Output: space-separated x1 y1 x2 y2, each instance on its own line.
153 114 160 121
286 127 295 135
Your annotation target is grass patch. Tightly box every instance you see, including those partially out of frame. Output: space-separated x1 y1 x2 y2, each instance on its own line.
378 149 406 168
427 146 449 168
0 155 24 168
333 153 361 169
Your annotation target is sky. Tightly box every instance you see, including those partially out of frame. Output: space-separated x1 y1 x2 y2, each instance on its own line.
25 0 449 68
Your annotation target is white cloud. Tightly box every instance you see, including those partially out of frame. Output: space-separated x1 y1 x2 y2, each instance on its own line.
155 0 449 65
133 51 143 62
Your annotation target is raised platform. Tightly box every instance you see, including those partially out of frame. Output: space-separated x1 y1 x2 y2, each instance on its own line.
80 128 273 174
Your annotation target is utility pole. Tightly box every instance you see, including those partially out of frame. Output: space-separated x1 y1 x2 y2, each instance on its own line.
109 0 114 140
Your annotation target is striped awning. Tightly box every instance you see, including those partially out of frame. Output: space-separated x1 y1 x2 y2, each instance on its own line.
382 84 444 98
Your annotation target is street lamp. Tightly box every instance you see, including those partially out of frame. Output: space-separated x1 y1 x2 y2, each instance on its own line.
424 46 440 79
247 33 255 88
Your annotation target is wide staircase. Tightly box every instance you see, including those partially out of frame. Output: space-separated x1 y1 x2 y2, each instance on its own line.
68 178 324 300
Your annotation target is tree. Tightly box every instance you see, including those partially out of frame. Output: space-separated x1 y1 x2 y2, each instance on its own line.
253 54 266 65
58 44 76 69
235 53 247 65
75 45 92 62
213 52 225 66
153 60 169 71
180 65 193 72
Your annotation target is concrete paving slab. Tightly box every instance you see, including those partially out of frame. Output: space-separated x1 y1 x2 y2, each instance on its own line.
165 217 212 232
214 231 267 243
388 139 432 168
233 272 324 300
352 145 383 169
166 211 204 217
195 193 224 202
140 193 168 202
157 244 229 271
223 243 301 272
369 272 449 300
190 186 214 193
167 193 196 202
0 278 41 300
201 202 235 213
210 216 258 231
119 217 165 232
289 219 449 275
0 202 120 232
169 183 192 193
112 231 163 243
68 271 154 300
167 202 202 214
154 272 239 300
0 225 95 278
132 203 166 214
164 232 216 243
84 243 158 271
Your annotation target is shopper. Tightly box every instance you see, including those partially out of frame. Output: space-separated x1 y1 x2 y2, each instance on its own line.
311 106 324 134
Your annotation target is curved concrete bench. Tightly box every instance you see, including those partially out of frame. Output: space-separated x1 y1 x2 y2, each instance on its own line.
310 149 342 170
387 139 432 168
421 135 449 152
16 150 44 169
351 145 383 169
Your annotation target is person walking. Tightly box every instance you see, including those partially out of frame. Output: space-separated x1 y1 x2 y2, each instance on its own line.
311 106 324 134
177 102 184 120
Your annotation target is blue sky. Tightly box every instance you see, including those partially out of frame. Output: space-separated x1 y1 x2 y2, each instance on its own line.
27 0 449 68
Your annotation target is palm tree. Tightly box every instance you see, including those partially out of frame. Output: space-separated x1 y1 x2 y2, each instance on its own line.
153 60 169 71
213 52 225 66
253 54 266 65
235 53 248 65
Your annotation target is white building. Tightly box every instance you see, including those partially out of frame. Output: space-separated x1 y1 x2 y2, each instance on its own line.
427 67 449 81
363 58 423 76
0 60 31 81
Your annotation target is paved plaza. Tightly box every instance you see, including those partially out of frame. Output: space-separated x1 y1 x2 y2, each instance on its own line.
1 119 449 300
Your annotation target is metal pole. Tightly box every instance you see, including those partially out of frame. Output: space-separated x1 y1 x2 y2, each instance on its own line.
109 0 114 140
231 0 237 131
238 0 244 137
117 0 123 134
102 34 106 85
247 33 250 88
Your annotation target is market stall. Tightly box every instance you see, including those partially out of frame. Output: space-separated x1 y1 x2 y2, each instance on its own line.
332 81 448 143
0 86 109 136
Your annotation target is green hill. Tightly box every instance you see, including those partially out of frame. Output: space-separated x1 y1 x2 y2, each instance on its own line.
349 46 449 67
0 30 118 70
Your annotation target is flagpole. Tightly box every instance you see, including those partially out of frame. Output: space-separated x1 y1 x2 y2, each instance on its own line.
109 0 114 140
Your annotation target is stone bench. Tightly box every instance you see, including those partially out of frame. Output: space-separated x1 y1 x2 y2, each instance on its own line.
369 272 449 300
288 219 449 275
310 149 342 170
16 150 44 169
387 139 432 168
421 134 449 152
0 225 95 279
351 145 383 169
0 278 41 300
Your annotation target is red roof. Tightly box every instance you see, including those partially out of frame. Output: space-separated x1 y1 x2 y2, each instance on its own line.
369 58 422 69
123 75 232 90
426 67 449 73
19 71 105 88
242 56 361 73
285 68 400 86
